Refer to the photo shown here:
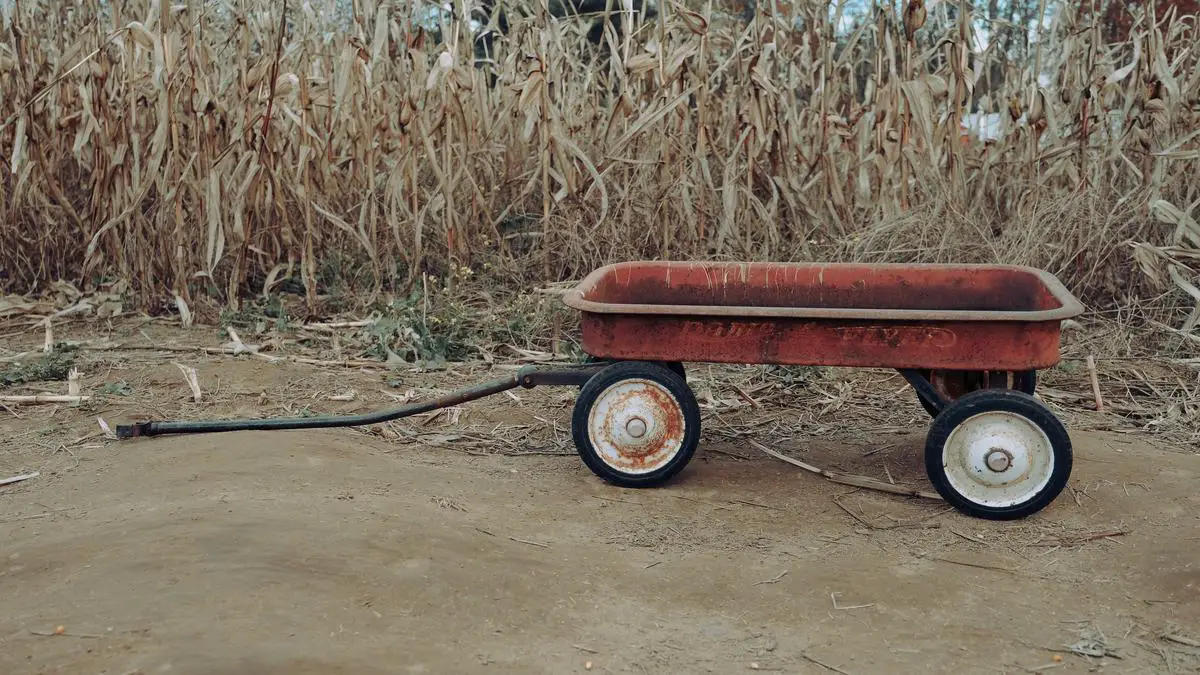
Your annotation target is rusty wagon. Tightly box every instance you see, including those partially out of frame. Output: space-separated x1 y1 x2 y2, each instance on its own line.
118 261 1085 521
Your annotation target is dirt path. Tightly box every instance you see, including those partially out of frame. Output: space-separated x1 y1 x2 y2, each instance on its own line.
2 420 1198 674
0 326 1198 674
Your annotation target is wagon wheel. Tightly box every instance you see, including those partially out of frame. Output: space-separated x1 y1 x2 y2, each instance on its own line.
581 356 685 382
571 361 701 488
925 389 1072 520
914 369 1037 418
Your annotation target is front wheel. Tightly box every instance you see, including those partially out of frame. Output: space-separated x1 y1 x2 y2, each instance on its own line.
925 389 1072 520
571 361 701 488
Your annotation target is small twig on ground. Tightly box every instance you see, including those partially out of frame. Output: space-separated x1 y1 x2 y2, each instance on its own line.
950 528 988 545
832 496 877 529
1069 486 1084 507
732 499 779 510
173 362 203 402
1155 644 1177 675
1163 634 1200 648
76 341 394 370
0 512 50 523
96 416 118 440
927 556 1018 574
508 536 549 548
861 443 897 458
1087 355 1104 411
0 472 39 487
667 493 725 508
751 439 942 501
730 383 760 408
1032 530 1129 547
799 652 854 675
1065 629 1123 660
1150 319 1200 347
572 644 600 654
830 592 874 610
1016 639 1076 655
0 394 89 405
302 319 375 331
921 506 957 523
532 286 572 296
755 570 788 585
831 493 941 531
1073 529 1129 544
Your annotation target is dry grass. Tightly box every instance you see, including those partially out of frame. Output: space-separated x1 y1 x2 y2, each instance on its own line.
0 0 1198 333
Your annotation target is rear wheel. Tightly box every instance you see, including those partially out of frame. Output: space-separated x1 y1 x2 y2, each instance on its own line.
571 361 701 488
925 389 1072 520
914 369 1037 418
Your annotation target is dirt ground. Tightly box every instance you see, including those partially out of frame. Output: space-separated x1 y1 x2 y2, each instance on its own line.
1 321 1198 675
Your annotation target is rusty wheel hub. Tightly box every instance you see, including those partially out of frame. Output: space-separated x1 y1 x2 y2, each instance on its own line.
586 378 686 474
984 447 1014 472
625 416 648 439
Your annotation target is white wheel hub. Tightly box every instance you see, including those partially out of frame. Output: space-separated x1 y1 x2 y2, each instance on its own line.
941 410 1055 508
587 378 686 475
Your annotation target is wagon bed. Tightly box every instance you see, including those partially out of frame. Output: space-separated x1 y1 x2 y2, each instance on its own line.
563 261 1083 372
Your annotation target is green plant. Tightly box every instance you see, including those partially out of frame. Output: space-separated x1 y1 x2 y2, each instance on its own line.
0 346 78 387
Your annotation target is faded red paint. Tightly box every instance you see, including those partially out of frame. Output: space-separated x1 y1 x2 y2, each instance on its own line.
563 262 1083 372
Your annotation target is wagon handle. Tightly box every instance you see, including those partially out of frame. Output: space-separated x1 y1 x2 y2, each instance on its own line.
114 364 605 439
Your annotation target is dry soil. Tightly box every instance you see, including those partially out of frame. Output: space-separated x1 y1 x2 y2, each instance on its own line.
1 326 1197 675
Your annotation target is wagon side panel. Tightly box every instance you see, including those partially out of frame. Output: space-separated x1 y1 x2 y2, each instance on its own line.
580 313 1064 371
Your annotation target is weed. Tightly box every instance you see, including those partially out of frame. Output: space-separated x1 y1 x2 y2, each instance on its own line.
0 346 78 387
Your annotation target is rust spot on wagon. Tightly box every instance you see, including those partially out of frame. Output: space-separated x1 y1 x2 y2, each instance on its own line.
834 325 958 349
682 320 774 340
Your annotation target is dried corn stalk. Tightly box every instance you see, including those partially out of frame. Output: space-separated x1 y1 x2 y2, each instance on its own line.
0 0 1195 325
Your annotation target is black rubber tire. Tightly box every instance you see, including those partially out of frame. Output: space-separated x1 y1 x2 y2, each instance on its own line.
925 388 1072 521
915 369 1038 418
571 360 701 488
580 357 685 386
664 361 687 381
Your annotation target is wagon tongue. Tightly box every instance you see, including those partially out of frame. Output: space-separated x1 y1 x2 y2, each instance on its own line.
113 364 604 439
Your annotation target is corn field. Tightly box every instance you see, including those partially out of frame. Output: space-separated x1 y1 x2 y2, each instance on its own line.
1 0 1198 327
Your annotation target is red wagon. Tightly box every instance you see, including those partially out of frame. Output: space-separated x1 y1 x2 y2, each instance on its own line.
118 261 1085 521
